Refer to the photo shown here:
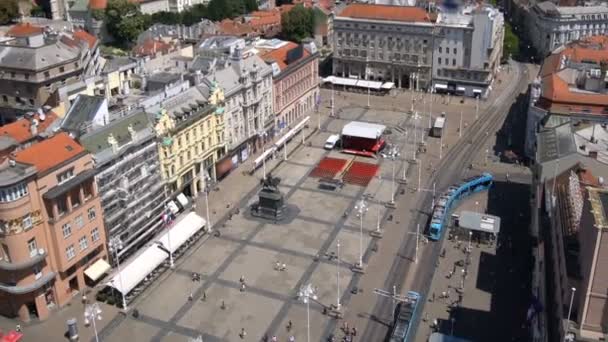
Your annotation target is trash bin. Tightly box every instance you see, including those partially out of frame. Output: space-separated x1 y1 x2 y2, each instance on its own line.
67 318 79 341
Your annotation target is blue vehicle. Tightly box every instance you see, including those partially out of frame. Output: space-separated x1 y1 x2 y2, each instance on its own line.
389 291 421 342
428 172 493 240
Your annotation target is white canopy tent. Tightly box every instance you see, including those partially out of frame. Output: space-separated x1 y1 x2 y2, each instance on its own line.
342 121 386 140
105 212 206 296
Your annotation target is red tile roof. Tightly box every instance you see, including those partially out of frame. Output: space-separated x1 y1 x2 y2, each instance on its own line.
14 132 85 174
538 35 608 114
132 38 175 57
338 4 432 23
89 0 107 10
7 23 44 38
73 30 97 49
218 19 254 37
261 42 310 71
1 112 59 145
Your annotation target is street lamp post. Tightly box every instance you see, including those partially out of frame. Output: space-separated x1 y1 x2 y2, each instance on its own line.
84 303 102 342
386 146 400 204
468 231 473 253
108 237 128 311
564 287 576 342
331 84 335 117
417 161 422 192
459 109 463 138
428 88 433 129
163 186 175 268
200 172 213 233
354 199 368 272
439 117 445 159
298 284 318 342
415 223 420 263
258 131 268 179
475 96 479 120
366 57 371 109
335 240 341 311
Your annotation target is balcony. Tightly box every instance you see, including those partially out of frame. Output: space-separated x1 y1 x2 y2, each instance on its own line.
0 271 56 295
0 249 47 271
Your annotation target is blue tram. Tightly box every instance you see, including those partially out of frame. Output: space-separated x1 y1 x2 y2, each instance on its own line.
389 291 421 342
428 173 493 240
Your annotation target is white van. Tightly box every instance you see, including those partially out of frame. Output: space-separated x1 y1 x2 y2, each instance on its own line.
324 134 340 150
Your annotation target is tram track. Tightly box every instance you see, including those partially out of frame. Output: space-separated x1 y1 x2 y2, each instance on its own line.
359 61 528 342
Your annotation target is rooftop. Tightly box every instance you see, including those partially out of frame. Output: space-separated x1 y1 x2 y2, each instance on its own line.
337 4 432 23
132 38 176 57
6 23 44 38
261 41 311 71
218 19 255 37
80 111 153 156
14 132 86 174
536 36 608 115
0 111 59 144
61 95 106 135
72 30 98 49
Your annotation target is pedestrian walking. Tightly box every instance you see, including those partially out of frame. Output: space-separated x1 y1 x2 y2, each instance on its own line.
240 275 245 283
240 328 247 339
240 283 246 292
287 320 293 331
221 300 226 310
271 336 277 342
352 327 357 336
202 291 206 301
289 336 295 342
188 293 193 301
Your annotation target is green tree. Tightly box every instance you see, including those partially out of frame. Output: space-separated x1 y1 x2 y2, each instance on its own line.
503 23 520 60
244 0 258 13
151 11 182 25
0 0 19 25
105 0 148 45
281 5 313 43
30 5 47 18
276 0 293 5
207 0 232 20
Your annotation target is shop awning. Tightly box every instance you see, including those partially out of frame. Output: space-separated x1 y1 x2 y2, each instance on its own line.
381 82 395 89
434 83 448 90
342 121 386 139
457 86 466 92
106 212 206 296
274 116 310 147
473 89 483 94
356 80 382 90
84 259 111 282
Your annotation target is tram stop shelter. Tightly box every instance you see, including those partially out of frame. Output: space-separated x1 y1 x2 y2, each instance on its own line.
452 211 500 244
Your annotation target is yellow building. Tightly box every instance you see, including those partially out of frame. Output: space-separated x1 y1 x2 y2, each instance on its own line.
154 83 226 197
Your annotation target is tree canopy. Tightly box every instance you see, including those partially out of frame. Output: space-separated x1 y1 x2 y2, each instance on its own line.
0 0 19 25
503 23 520 60
280 5 314 43
105 0 149 46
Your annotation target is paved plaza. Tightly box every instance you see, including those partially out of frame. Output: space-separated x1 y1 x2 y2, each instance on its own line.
0 63 530 342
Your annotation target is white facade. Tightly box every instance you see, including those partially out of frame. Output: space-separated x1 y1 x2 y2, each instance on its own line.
528 2 608 57
432 6 504 97
208 49 274 152
332 13 435 89
140 0 170 15
169 0 193 12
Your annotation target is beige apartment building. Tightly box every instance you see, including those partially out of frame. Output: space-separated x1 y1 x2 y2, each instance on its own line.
0 128 107 322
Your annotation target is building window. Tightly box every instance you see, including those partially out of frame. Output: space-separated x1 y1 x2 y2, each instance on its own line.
87 207 96 221
71 193 80 208
453 59 456 66
439 47 442 53
74 215 84 229
79 236 88 251
91 227 100 242
62 223 72 238
446 47 450 54
0 182 28 203
33 265 42 279
23 214 32 230
59 66 64 73
57 168 74 184
454 48 457 54
2 95 6 102
27 238 37 257
438 58 442 65
66 245 76 260
44 71 50 78
57 196 67 216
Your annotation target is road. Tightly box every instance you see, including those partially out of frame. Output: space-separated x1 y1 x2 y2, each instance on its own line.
360 61 529 341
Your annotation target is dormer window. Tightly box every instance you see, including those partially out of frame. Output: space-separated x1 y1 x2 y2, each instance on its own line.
57 168 75 184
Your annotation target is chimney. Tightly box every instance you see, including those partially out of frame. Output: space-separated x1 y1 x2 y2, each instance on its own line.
30 119 39 137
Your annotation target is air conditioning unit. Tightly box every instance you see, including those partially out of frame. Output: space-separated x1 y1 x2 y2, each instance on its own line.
38 248 45 255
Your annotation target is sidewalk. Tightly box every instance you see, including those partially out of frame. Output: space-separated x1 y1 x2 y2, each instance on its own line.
0 119 318 342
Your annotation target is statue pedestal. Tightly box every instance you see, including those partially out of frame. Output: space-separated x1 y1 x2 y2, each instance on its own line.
250 174 287 221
